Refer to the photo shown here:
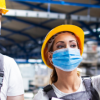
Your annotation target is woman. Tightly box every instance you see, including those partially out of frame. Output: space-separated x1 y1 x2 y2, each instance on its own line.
33 25 100 100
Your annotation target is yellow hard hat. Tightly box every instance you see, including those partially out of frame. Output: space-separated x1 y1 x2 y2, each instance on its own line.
41 24 84 69
0 0 9 14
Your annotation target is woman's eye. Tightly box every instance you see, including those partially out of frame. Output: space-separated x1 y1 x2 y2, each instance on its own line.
57 45 65 49
70 44 76 48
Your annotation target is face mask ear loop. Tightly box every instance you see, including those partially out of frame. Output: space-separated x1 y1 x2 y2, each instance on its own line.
49 51 53 54
49 51 54 64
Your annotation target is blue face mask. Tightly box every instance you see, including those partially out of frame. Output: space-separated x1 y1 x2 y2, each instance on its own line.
52 48 83 72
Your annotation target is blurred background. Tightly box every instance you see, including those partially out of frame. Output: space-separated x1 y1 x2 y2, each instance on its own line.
1 0 100 99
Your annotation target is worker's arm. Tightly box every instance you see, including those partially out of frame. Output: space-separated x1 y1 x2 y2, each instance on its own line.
6 57 24 99
7 94 24 100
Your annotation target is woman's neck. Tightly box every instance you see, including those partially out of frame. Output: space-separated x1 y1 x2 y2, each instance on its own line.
54 70 81 93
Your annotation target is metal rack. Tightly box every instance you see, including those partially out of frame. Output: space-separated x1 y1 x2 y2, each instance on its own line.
82 41 98 75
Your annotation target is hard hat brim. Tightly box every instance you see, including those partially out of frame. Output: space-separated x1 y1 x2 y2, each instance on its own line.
0 8 9 14
2 9 9 14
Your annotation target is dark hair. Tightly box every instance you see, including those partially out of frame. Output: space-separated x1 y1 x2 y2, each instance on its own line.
48 31 79 84
50 67 58 83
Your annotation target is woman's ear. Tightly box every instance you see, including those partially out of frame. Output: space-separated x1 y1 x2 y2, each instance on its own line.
48 52 53 64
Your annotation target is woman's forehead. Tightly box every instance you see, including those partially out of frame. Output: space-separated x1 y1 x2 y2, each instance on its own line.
47 31 77 51
54 32 77 42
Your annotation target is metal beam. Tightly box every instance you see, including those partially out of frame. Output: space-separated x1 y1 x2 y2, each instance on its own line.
7 52 41 59
78 21 100 41
2 27 38 44
15 1 100 15
24 52 41 58
4 16 51 30
14 1 55 12
12 0 100 8
69 2 100 14
0 36 26 53
3 10 100 22
95 0 100 1
3 9 65 19
14 0 100 32
14 1 100 25
0 44 6 52
36 3 44 6
95 23 99 34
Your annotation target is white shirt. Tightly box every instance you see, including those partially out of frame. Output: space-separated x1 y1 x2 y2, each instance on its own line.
33 75 100 100
1 55 24 100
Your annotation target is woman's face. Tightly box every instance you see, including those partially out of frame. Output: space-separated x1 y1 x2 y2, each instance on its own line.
53 32 78 52
48 32 78 64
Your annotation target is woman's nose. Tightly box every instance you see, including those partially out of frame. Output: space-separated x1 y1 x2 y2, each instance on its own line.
65 44 70 49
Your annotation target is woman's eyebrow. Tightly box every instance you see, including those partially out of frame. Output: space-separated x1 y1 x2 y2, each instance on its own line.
69 40 76 43
56 41 64 44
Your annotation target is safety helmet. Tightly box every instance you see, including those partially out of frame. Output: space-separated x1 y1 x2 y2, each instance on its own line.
41 24 84 69
0 0 9 14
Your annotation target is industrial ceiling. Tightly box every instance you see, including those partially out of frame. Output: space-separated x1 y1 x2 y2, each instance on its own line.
1 0 100 60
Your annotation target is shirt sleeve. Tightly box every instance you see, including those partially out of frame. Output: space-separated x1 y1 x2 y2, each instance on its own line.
6 58 24 96
91 75 100 97
33 89 48 100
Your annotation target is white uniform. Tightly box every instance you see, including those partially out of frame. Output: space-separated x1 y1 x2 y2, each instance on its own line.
33 75 100 100
0 55 24 100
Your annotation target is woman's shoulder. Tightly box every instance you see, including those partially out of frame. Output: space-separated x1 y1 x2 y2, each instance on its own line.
81 75 100 82
81 75 100 87
91 75 100 80
91 75 100 97
33 88 49 100
91 75 100 85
